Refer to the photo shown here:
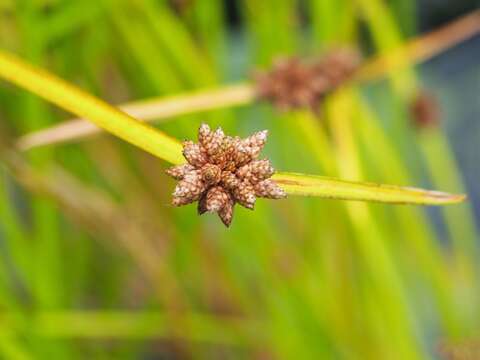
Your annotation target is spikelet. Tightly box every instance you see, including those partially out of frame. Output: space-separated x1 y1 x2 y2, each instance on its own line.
165 164 195 180
254 179 288 199
205 186 230 212
172 170 205 206
255 49 362 113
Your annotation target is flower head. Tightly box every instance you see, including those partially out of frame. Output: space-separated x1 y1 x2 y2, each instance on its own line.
166 124 286 227
255 49 361 113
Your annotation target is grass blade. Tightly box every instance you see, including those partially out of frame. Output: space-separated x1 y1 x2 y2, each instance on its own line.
0 49 183 164
355 9 480 82
17 83 254 150
273 172 465 205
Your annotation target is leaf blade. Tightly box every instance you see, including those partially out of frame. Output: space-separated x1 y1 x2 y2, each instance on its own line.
0 49 184 164
354 9 480 82
17 83 255 150
273 172 466 205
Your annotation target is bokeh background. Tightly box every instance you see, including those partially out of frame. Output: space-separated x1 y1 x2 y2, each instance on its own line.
0 0 479 359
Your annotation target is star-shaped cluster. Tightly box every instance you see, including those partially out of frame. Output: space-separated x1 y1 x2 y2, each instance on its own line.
166 124 286 227
255 49 361 113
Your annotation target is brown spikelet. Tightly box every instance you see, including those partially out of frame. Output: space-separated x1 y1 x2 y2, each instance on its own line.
172 170 205 206
165 164 195 180
410 91 441 129
205 186 230 212
182 141 208 167
218 196 235 227
229 130 268 167
204 127 225 157
254 179 287 199
243 130 268 158
254 48 362 113
312 49 362 88
221 171 240 190
198 123 213 147
200 164 222 186
166 124 287 227
236 159 274 184
233 181 256 210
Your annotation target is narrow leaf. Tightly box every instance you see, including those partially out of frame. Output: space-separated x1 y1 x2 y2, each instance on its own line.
0 49 184 164
17 83 255 150
273 172 466 205
355 10 480 82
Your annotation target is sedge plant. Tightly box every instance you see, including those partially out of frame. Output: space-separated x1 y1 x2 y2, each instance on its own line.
0 2 478 360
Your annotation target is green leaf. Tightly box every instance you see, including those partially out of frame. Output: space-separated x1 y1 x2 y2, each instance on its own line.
0 49 184 165
17 83 255 150
273 172 466 205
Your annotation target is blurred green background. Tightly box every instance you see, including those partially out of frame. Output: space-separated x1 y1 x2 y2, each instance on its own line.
0 0 479 359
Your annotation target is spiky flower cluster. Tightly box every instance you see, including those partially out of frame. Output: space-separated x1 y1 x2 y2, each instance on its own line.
255 49 361 113
166 124 286 227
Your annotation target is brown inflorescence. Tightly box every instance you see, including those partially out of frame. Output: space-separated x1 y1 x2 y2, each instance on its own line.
254 48 362 113
166 124 286 227
410 90 441 129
